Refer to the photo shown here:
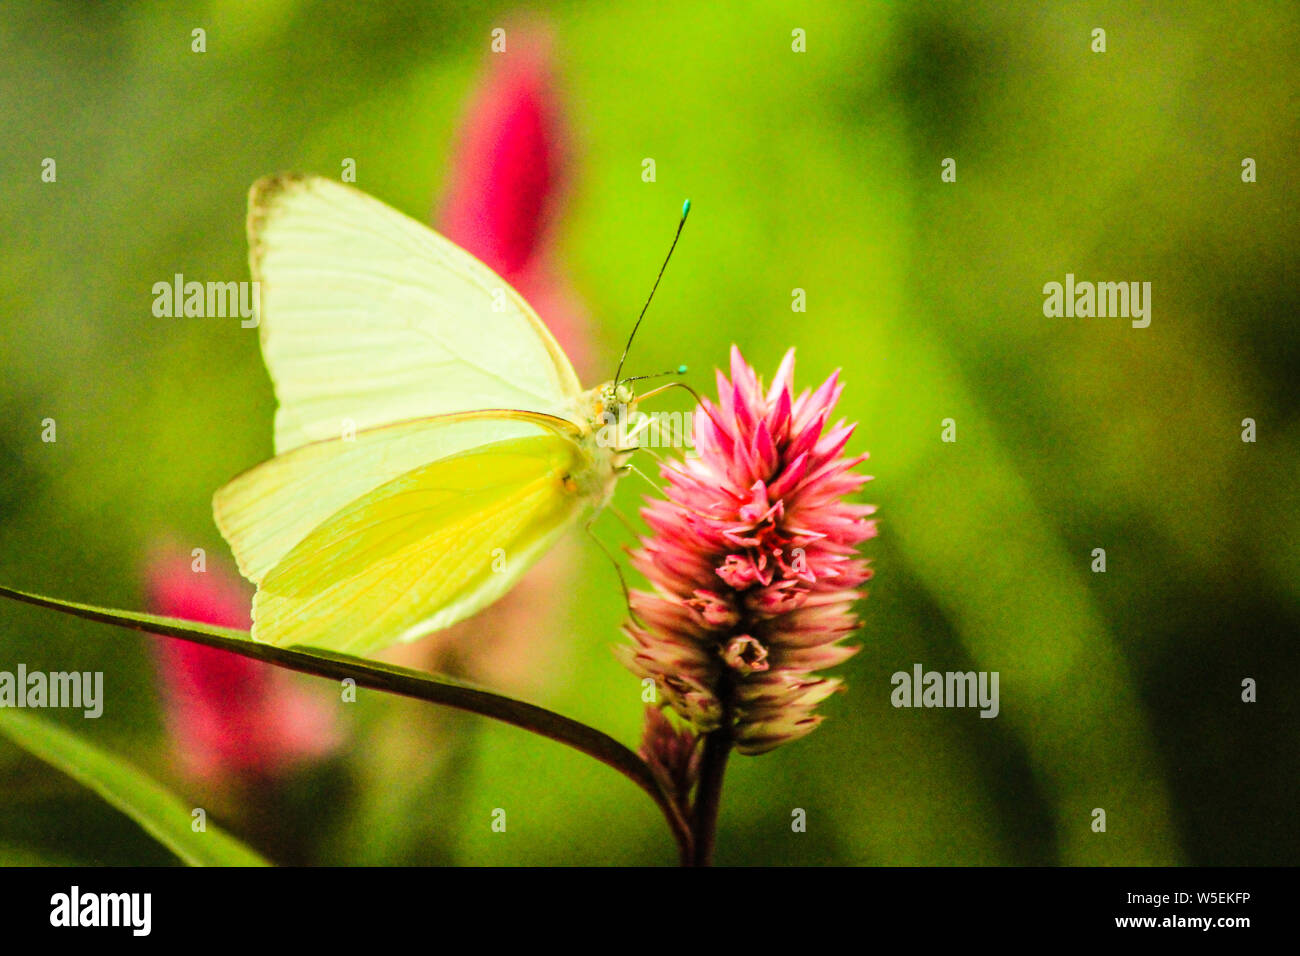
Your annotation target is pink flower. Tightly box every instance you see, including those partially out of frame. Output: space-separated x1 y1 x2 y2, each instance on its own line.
619 347 877 755
146 552 343 784
436 26 591 378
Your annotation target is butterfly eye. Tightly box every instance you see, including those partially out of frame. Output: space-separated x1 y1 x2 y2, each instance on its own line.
616 384 634 405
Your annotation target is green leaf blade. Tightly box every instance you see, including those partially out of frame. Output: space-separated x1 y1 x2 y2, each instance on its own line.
0 708 270 866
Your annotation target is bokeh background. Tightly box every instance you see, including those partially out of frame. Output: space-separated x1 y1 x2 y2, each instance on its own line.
1 0 1296 866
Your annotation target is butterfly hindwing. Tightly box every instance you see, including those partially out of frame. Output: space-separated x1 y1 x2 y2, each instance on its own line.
249 431 591 655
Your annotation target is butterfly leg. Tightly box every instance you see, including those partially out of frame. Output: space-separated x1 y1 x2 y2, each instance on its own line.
582 516 644 627
622 461 663 495
607 503 640 539
627 444 666 467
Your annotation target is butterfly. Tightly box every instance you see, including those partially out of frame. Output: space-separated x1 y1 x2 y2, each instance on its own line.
214 174 686 656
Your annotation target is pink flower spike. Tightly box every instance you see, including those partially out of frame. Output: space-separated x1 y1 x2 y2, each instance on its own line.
438 29 562 277
436 25 591 377
146 551 343 785
621 347 876 755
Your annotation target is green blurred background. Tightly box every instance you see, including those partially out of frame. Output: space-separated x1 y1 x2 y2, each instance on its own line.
1 0 1296 865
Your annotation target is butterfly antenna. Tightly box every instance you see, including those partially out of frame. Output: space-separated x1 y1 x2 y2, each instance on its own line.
614 199 691 386
621 365 689 386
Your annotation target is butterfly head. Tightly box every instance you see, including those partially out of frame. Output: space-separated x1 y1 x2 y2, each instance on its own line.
583 381 636 428
589 365 689 423
606 381 636 409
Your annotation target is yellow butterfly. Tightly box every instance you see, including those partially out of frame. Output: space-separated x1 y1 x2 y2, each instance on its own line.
214 174 680 656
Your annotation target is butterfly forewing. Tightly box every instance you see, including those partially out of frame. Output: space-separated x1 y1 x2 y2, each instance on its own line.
249 174 584 453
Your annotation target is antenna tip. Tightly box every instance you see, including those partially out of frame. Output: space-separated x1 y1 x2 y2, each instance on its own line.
677 364 688 374
681 199 691 219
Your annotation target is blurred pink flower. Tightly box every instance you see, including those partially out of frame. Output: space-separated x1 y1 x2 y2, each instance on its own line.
620 347 877 755
146 552 343 784
437 26 592 378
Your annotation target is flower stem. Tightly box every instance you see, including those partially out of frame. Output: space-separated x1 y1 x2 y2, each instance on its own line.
690 727 731 866
0 583 692 860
